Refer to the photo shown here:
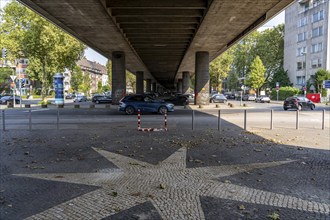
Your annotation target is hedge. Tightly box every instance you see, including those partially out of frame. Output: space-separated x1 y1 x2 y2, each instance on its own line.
271 86 301 101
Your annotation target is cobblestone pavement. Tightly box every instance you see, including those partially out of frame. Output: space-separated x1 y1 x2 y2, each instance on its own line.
1 122 330 219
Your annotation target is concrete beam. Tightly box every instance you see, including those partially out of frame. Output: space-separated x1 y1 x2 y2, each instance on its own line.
194 52 209 105
136 71 144 94
112 51 126 104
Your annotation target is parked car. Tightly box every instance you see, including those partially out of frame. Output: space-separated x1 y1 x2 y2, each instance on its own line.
92 95 112 104
119 94 174 115
210 94 227 103
242 94 256 101
0 95 20 104
164 95 189 106
283 96 315 111
224 93 236 99
255 95 271 103
65 93 76 99
74 95 87 102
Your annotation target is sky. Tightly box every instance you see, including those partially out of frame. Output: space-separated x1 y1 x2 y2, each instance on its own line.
85 11 285 66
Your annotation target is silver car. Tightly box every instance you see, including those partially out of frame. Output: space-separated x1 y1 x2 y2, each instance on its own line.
255 95 270 103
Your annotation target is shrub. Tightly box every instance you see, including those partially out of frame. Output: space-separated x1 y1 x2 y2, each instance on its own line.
270 86 301 100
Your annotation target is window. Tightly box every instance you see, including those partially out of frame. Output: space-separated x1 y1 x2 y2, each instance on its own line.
297 17 308 27
311 43 323 53
296 76 306 85
297 47 307 56
311 59 322 68
312 26 323 38
297 61 306 70
297 32 307 42
312 10 324 22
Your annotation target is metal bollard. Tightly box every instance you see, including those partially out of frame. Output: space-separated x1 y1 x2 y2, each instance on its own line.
322 110 325 130
296 110 299 130
57 109 60 130
29 109 32 131
192 110 195 130
218 110 221 132
244 110 247 130
2 110 5 131
270 109 273 130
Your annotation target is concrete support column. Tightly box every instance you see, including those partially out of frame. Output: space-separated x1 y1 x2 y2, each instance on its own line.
177 79 183 93
112 51 126 104
146 79 152 93
136 71 144 94
195 51 210 105
152 82 157 92
182 72 190 94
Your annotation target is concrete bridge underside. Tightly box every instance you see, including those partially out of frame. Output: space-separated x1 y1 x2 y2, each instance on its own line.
19 0 294 101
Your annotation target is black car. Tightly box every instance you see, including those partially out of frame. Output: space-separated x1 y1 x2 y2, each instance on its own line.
164 95 189 106
283 96 315 111
92 95 112 104
210 94 227 103
0 95 20 104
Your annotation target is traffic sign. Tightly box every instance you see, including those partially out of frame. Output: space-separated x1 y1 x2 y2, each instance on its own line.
10 75 17 81
323 80 330 89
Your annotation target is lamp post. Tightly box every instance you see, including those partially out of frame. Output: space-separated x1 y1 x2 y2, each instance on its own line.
301 52 307 96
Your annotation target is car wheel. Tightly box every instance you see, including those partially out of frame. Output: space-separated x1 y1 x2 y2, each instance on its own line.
96 100 100 104
158 106 168 115
283 107 288 111
125 106 135 115
298 105 302 111
310 105 315 110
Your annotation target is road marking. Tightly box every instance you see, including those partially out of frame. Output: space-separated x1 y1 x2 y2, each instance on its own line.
23 108 50 113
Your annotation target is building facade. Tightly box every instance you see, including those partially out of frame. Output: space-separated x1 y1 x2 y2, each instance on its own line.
284 0 330 91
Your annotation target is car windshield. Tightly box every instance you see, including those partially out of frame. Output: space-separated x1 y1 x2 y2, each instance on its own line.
1 96 11 99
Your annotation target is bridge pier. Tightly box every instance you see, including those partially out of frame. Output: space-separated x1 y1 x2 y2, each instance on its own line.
177 79 183 93
136 71 144 94
182 71 190 94
194 51 210 105
146 79 152 93
152 82 157 93
112 51 126 104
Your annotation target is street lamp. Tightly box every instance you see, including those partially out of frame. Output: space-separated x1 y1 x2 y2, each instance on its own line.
301 51 307 96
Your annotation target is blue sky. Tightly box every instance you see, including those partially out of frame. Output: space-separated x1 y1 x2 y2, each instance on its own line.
85 11 285 66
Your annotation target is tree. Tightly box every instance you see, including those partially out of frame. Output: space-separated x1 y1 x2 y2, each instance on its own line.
0 67 14 92
209 49 234 92
0 2 85 102
106 60 112 91
78 72 91 96
126 71 136 93
315 69 330 96
70 65 83 92
97 81 102 93
246 56 266 95
270 67 292 88
227 72 239 91
254 24 284 86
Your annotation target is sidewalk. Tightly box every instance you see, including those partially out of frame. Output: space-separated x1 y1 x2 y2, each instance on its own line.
1 116 329 219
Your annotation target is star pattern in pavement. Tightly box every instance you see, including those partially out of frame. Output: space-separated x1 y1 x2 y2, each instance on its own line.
15 147 330 219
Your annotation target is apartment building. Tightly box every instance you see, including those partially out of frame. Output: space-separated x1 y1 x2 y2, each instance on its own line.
284 0 329 91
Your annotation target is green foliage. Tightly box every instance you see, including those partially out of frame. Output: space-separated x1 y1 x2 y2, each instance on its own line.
231 24 284 86
97 81 102 93
315 69 330 96
126 71 136 93
0 67 14 92
70 65 83 92
271 86 300 100
270 67 292 88
246 56 265 94
78 72 91 96
106 60 112 90
102 85 111 93
227 72 239 91
210 49 234 92
0 2 85 101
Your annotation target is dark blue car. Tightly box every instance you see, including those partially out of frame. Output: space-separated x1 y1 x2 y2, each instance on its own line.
119 94 174 115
